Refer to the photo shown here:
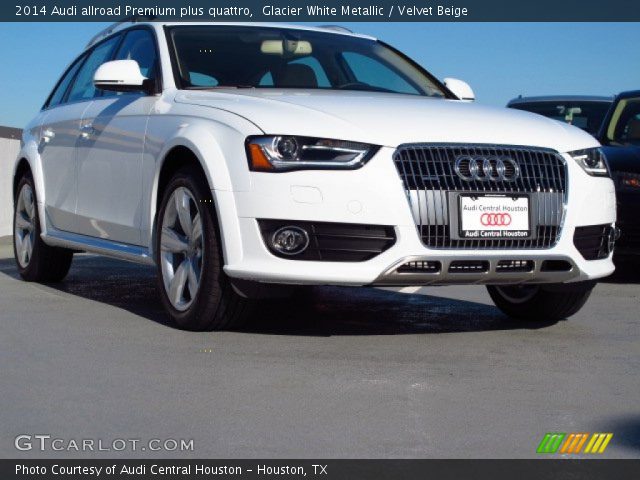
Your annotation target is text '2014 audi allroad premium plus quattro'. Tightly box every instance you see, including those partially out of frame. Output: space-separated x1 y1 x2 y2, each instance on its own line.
13 21 617 330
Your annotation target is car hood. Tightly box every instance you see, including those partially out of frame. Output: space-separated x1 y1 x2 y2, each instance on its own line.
175 89 598 152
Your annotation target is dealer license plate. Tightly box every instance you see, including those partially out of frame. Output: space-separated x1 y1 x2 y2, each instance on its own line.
459 195 531 239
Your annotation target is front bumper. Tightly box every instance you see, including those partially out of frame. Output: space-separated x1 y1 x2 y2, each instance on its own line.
218 146 617 286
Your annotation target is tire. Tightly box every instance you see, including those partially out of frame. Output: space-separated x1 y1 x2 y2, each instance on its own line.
487 282 595 322
155 166 252 331
13 173 73 282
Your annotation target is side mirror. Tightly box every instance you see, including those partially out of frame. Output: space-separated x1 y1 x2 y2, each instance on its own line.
93 60 151 93
444 77 475 102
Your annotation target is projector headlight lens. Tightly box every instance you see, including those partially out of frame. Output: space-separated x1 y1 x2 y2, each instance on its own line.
568 147 609 177
247 136 378 171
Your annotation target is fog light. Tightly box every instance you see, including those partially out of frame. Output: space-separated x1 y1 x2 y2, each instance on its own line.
271 226 309 255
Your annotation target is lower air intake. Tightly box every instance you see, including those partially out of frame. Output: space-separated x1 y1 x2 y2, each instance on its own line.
448 260 489 273
574 224 615 260
496 260 534 272
396 261 441 273
540 260 573 272
258 219 396 262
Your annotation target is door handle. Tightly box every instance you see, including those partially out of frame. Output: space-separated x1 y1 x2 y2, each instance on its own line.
41 128 55 143
79 123 95 139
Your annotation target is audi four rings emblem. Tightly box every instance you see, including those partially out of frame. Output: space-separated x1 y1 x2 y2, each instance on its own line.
454 156 520 182
480 213 512 226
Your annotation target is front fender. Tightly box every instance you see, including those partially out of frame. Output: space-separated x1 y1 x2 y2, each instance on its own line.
145 114 261 263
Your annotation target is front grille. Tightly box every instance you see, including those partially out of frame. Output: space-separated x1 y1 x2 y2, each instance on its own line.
574 224 614 260
258 220 396 262
393 144 567 249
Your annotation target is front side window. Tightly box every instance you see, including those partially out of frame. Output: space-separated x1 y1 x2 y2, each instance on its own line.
45 54 87 109
168 26 447 97
605 97 640 146
100 29 159 97
66 35 121 103
115 29 157 79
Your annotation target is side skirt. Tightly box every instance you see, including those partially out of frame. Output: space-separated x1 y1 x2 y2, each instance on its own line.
42 228 155 266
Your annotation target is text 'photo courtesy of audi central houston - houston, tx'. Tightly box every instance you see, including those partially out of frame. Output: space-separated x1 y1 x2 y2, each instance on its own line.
13 21 617 330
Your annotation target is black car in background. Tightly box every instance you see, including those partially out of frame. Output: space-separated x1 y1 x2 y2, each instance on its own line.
597 91 640 256
507 95 613 135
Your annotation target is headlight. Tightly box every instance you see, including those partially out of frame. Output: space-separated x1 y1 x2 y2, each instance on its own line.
617 172 640 191
567 147 609 177
246 136 378 172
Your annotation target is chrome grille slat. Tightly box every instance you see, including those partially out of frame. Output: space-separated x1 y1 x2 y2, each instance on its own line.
393 144 567 250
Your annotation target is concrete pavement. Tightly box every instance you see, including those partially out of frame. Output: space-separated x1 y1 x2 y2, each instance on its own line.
0 236 639 459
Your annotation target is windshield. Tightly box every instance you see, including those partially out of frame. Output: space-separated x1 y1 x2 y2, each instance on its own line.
605 97 640 146
167 26 448 97
510 101 611 135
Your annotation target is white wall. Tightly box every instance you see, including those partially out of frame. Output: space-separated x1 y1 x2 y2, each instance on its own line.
0 138 20 236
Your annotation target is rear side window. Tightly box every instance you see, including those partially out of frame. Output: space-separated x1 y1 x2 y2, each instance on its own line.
67 35 121 103
45 55 86 109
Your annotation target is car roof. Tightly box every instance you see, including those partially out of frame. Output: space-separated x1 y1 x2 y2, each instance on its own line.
507 95 614 106
615 90 640 99
86 21 376 49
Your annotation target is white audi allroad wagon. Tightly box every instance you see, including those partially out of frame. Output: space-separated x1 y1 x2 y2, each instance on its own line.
13 21 617 330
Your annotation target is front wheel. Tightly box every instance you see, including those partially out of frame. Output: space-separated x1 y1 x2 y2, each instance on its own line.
487 282 595 321
155 167 252 331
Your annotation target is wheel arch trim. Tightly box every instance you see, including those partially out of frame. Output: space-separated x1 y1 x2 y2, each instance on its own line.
148 129 245 265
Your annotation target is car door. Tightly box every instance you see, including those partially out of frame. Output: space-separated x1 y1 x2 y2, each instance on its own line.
40 34 123 236
37 54 90 233
75 28 160 245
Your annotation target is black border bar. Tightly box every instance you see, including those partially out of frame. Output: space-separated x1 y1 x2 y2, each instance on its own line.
4 0 640 22
3 459 640 480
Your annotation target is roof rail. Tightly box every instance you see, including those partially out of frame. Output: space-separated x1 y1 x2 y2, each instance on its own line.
318 25 354 34
86 15 157 48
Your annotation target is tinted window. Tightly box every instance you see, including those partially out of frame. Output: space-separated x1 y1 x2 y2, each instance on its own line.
341 51 418 95
67 35 121 103
259 57 330 87
189 72 218 86
510 101 611 135
101 29 158 97
114 29 157 78
606 97 640 146
169 26 446 97
46 55 86 108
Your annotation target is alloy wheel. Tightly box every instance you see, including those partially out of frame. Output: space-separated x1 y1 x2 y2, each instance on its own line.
160 187 204 311
14 184 36 268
